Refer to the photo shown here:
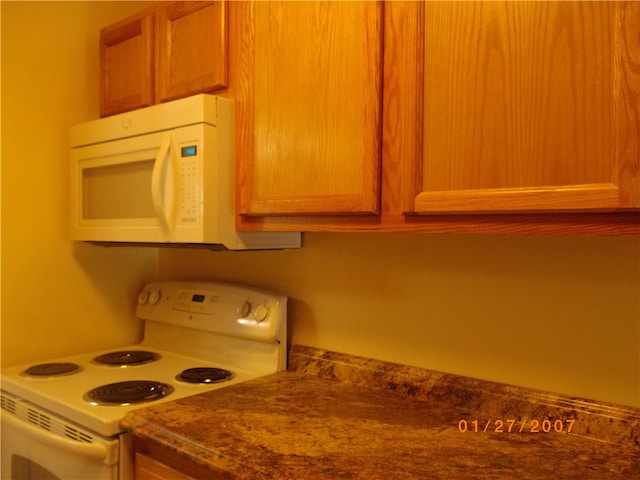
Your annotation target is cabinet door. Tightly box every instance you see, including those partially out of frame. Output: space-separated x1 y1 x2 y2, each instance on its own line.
156 1 228 103
135 453 195 480
100 15 154 117
237 1 383 215
404 1 640 214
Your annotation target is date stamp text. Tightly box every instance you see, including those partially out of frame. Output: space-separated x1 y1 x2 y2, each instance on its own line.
458 419 575 434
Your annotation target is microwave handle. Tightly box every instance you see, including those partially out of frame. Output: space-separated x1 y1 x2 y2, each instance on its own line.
151 134 177 241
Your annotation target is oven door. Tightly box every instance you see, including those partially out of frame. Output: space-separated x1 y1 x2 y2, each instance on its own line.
70 123 210 245
70 128 177 243
1 393 119 480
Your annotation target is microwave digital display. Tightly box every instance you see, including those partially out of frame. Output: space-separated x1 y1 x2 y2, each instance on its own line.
181 145 197 157
191 294 205 303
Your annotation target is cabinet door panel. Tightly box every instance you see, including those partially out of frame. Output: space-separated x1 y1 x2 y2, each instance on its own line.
239 1 383 215
410 1 640 213
135 453 197 480
100 15 154 117
156 1 228 103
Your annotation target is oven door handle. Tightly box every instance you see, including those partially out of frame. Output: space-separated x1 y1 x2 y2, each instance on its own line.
1 410 115 464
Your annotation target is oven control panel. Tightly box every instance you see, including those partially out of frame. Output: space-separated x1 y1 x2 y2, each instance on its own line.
172 290 222 315
136 281 287 343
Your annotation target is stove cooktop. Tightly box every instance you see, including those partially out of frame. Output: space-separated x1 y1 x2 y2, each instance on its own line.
1 345 258 437
1 281 288 438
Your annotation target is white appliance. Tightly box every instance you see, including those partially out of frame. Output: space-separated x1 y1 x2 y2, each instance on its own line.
70 94 300 250
1 280 288 480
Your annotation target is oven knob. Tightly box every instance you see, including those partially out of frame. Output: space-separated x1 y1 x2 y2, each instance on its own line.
148 290 162 305
254 304 270 322
237 301 252 318
137 291 150 305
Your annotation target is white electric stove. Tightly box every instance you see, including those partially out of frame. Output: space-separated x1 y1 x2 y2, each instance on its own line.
1 281 288 480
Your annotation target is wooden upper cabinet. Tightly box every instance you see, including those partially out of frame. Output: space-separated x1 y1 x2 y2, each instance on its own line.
99 1 227 117
236 1 384 216
402 1 640 214
100 15 154 117
156 1 228 103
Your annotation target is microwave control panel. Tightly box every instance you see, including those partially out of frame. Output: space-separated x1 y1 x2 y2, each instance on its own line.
178 143 201 223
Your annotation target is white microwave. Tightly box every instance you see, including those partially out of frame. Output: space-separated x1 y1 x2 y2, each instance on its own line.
70 95 300 250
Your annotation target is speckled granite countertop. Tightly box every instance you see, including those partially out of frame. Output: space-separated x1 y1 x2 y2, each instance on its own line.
122 345 640 479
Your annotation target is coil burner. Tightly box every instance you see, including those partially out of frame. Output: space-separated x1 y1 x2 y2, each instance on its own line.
176 367 234 384
93 350 160 367
21 363 82 378
85 380 174 406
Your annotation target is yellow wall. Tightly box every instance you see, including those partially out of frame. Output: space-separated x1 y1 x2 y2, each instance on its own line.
1 2 639 409
1 1 157 366
160 233 640 407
